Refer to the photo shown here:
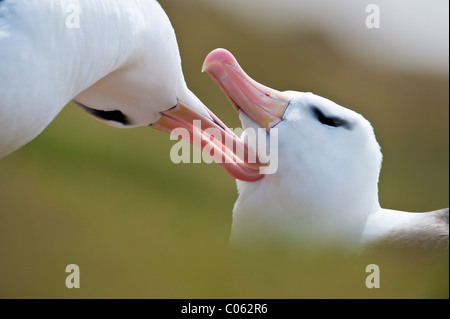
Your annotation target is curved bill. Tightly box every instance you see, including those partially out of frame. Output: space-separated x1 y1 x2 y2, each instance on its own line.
202 48 290 131
151 102 264 182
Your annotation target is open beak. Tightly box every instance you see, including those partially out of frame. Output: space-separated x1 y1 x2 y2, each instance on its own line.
202 48 290 131
150 102 264 182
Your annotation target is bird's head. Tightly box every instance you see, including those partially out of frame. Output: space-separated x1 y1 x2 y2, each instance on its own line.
203 48 383 244
73 69 265 183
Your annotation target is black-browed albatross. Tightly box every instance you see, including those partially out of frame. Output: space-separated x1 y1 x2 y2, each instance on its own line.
0 0 260 181
202 48 449 254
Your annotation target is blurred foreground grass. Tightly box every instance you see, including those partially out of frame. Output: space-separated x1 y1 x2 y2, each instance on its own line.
0 0 448 298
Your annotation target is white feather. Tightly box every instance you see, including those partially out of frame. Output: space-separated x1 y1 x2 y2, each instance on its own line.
0 0 208 157
232 91 448 253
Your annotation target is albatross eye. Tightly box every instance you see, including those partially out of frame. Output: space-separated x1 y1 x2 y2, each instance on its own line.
76 102 131 125
312 107 351 129
87 109 129 125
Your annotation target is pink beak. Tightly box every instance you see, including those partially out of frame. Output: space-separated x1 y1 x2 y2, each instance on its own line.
151 102 264 182
202 48 290 131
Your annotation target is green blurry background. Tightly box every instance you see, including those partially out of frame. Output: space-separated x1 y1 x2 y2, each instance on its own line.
0 0 448 298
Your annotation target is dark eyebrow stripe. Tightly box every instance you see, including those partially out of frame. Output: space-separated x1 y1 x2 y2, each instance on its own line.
311 106 353 130
75 101 131 125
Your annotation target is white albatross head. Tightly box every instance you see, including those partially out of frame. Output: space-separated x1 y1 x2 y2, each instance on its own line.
0 1 263 181
203 48 383 249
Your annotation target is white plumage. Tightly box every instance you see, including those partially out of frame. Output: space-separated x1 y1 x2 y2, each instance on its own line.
203 48 449 254
0 0 211 158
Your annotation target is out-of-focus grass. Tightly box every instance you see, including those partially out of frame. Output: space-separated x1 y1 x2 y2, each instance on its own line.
0 0 448 298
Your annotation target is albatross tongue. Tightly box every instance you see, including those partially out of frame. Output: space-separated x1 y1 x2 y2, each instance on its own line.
202 48 290 131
